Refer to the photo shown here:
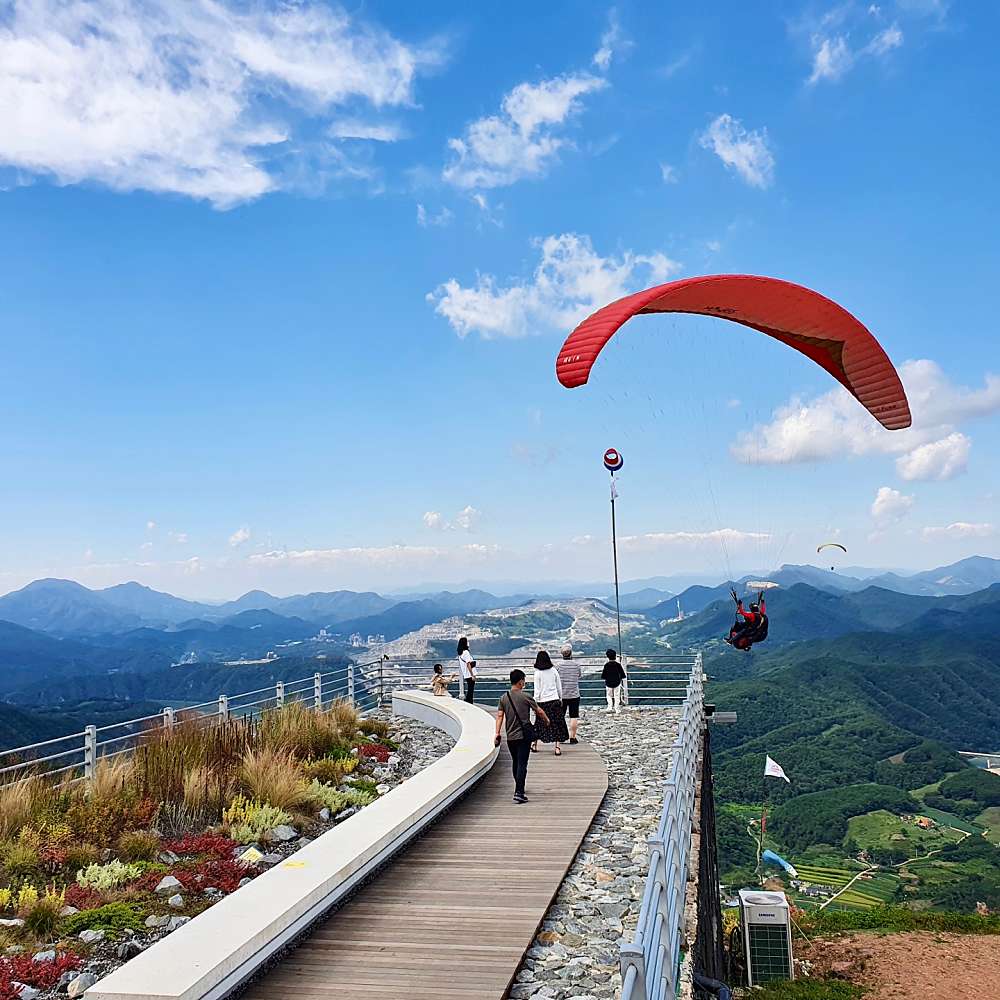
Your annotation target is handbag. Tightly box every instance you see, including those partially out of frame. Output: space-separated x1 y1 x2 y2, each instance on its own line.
503 692 536 744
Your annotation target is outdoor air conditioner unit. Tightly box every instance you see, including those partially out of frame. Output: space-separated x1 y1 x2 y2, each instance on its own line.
739 889 794 986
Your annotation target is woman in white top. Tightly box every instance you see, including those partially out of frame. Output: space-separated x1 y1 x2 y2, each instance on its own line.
531 649 569 755
456 636 476 703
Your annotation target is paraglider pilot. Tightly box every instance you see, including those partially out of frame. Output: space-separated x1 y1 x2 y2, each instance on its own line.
726 589 768 651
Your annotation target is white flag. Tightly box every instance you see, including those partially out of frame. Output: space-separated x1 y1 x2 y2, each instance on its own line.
610 478 619 500
764 755 790 783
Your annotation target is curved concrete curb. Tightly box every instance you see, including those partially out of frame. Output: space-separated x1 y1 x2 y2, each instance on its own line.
85 693 499 1000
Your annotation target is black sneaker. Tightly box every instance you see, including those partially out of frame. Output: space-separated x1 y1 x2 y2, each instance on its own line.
569 738 579 745
513 793 528 803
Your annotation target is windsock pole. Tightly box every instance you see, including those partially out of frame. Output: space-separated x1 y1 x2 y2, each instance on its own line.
604 449 624 658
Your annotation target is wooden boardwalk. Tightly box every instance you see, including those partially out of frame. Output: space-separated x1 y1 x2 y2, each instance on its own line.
242 735 609 1000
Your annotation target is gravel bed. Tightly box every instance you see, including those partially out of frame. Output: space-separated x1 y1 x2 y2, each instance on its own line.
510 706 682 1000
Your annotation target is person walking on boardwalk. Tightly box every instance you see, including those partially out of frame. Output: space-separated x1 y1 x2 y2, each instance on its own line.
556 643 582 745
456 636 477 703
530 650 569 755
602 648 627 714
495 669 550 803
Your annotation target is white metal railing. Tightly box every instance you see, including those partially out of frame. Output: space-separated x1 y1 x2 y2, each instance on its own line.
620 652 705 1000
0 659 386 786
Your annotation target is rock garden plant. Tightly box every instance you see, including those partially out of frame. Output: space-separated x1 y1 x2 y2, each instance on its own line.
0 698 418 996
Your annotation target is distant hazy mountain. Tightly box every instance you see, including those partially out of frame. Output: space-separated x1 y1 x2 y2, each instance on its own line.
867 556 1000 596
211 589 395 625
98 581 212 624
613 588 674 612
0 579 142 636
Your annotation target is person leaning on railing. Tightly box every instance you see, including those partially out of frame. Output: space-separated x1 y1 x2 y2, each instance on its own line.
555 643 582 745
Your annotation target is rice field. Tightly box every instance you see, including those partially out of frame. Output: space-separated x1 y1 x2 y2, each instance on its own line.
793 864 900 911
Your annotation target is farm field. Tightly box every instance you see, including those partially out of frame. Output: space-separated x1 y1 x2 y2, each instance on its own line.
916 806 984 836
847 809 965 853
792 863 901 911
976 806 1000 845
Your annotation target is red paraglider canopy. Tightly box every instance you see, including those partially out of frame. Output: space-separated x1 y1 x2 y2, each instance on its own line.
555 274 911 430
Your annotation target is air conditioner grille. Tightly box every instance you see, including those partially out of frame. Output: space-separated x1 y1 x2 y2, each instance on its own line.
747 924 792 982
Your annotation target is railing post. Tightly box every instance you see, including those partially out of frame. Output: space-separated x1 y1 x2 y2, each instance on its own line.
276 681 285 708
348 661 355 704
620 943 648 1000
313 673 323 711
379 656 385 704
218 695 229 721
83 725 97 782
162 707 175 731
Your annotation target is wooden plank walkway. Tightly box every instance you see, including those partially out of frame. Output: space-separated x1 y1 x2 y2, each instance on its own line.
242 734 608 1000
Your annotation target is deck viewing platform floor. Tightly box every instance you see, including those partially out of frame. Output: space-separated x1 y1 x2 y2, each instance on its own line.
241 731 609 1000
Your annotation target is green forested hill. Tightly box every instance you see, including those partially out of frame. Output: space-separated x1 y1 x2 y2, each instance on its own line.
711 631 1000 804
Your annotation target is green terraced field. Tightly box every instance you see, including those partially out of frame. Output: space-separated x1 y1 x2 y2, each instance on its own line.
916 806 984 835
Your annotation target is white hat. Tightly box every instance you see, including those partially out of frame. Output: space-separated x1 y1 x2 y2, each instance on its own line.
560 642 573 656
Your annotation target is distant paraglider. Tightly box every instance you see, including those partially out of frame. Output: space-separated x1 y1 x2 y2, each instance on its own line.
817 541 848 572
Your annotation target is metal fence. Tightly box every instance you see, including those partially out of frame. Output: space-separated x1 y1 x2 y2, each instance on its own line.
0 658 391 786
620 652 705 1000
373 654 698 708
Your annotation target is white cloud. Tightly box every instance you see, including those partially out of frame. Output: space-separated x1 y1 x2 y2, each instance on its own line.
659 162 679 184
416 203 453 227
423 506 481 531
0 0 439 208
140 541 153 551
870 486 914 524
453 505 481 531
593 9 629 71
248 542 501 569
428 232 679 339
922 522 994 540
699 114 775 189
146 520 157 531
619 528 769 552
229 525 252 547
328 120 405 142
895 431 969 481
169 531 189 544
866 25 904 55
809 36 853 83
443 73 607 189
731 360 1000 481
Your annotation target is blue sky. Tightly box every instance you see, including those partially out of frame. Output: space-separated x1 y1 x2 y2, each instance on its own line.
0 0 997 598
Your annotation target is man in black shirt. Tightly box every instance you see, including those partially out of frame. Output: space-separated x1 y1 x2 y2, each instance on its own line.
601 648 627 713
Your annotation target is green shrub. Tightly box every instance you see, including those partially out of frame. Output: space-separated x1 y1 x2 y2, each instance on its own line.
76 860 142 890
223 796 294 845
342 788 375 808
753 982 865 1000
63 902 145 936
23 893 64 938
359 718 390 739
302 758 344 785
306 781 349 814
349 778 378 798
800 904 1000 936
2 842 41 880
62 843 101 874
117 830 161 862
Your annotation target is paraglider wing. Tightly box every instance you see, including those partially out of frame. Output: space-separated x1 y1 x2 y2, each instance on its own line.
555 275 911 431
816 542 848 554
761 849 799 879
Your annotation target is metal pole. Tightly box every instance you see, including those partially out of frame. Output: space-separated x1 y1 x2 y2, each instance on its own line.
313 673 323 711
276 681 285 709
348 661 355 704
83 725 97 782
610 471 623 659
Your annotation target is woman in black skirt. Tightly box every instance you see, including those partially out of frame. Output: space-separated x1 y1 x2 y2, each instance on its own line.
530 649 569 755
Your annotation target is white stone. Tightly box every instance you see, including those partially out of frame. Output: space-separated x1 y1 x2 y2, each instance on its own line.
267 825 298 843
13 984 40 999
32 950 56 963
154 876 182 894
167 894 185 909
79 929 105 944
67 973 98 998
59 905 80 916
144 915 170 929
